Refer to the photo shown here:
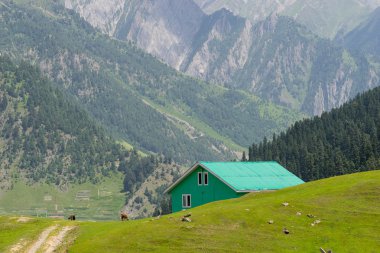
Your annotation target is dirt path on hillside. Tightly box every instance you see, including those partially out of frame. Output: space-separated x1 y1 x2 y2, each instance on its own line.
43 226 75 253
8 224 76 253
27 225 58 253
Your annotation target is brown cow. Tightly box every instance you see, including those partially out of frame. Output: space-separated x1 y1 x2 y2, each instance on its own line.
120 212 129 221
68 215 76 220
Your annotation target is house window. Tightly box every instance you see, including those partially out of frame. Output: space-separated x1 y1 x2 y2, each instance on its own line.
182 194 191 208
198 172 202 185
204 172 208 185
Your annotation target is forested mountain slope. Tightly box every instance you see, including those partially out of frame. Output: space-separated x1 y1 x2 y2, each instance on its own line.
0 1 302 162
65 0 380 116
0 56 130 188
249 87 380 181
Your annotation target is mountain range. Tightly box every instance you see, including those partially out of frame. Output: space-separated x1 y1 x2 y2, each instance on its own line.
64 0 380 116
0 1 303 163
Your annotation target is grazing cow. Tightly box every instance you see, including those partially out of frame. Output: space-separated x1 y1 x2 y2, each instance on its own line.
120 212 129 221
68 215 76 221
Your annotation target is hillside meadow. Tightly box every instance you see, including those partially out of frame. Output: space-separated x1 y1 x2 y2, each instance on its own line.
1 170 379 252
0 172 126 221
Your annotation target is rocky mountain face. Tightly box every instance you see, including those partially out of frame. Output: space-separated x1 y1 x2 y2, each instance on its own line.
64 0 125 36
194 0 380 39
115 0 205 69
64 0 380 116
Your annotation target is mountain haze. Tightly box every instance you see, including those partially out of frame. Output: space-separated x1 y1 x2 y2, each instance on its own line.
194 0 380 38
343 7 380 58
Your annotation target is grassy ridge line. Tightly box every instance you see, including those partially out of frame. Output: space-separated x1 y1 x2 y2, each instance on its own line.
116 140 147 157
65 170 379 252
139 96 246 152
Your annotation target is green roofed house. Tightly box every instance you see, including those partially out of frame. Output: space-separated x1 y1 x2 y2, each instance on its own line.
165 161 304 213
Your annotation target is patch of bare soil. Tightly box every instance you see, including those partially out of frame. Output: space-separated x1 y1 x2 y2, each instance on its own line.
9 239 28 253
16 217 33 223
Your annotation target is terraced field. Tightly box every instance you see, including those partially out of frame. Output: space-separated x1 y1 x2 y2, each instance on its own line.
0 173 125 221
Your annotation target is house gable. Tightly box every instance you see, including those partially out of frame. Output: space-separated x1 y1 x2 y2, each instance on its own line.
170 165 242 212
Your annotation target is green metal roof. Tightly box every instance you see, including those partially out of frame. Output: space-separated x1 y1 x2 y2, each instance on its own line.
199 161 304 191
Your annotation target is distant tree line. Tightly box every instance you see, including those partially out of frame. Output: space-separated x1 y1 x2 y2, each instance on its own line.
248 87 380 181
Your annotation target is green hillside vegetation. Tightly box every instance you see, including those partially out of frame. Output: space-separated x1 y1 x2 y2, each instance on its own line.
0 1 303 162
249 86 380 181
0 56 129 186
1 171 379 252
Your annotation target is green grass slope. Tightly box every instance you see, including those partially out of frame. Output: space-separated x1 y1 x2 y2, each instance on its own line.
68 170 380 252
0 216 54 252
2 170 375 252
